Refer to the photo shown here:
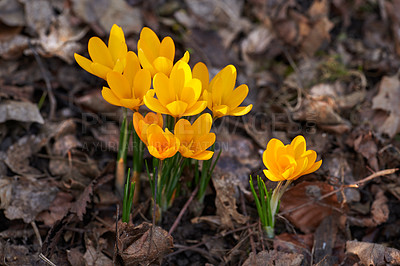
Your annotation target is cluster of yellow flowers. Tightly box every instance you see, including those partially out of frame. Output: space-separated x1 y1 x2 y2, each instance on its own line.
74 25 252 160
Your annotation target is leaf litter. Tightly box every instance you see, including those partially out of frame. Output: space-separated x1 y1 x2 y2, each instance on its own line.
2 0 400 264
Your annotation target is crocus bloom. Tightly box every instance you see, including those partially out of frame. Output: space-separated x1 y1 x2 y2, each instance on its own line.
102 52 151 110
146 124 180 160
193 63 253 119
138 27 189 77
143 61 207 117
174 113 216 160
262 136 322 182
133 112 164 145
74 24 127 80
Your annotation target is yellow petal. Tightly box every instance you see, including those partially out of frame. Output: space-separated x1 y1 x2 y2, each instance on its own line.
302 160 322 175
213 105 229 117
153 73 174 106
153 57 173 76
106 71 131 99
124 51 141 87
138 49 156 76
138 27 160 63
74 53 95 76
193 62 209 92
120 99 141 110
263 169 283 182
166 101 188 117
192 113 212 137
182 101 207 116
143 90 170 114
88 37 114 68
180 51 190 63
191 150 214 160
170 61 191 96
113 59 125 74
108 24 127 63
91 62 112 80
194 133 216 151
133 69 151 99
227 84 249 109
159 36 175 61
183 79 202 104
101 87 122 107
174 118 193 143
229 105 253 116
291 135 306 158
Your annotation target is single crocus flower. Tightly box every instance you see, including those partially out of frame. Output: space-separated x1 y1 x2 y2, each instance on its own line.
143 61 207 117
138 27 189 77
133 112 164 146
102 51 151 110
146 124 180 160
74 24 127 80
174 113 216 160
193 63 253 119
263 135 322 182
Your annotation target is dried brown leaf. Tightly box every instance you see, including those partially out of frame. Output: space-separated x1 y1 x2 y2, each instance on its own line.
346 240 400 265
372 74 400 137
347 185 389 227
280 181 342 233
0 100 44 124
353 132 379 171
3 176 58 223
0 0 25 27
71 0 142 35
243 250 304 266
116 222 173 266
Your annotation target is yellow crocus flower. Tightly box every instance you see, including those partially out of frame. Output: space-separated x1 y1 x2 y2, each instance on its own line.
74 24 127 80
143 61 207 117
133 112 164 146
102 51 151 110
174 113 216 160
146 124 180 160
262 136 322 182
193 62 253 119
138 27 189 77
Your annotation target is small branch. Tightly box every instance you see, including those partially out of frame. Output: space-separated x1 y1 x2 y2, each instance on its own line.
169 185 199 235
31 221 42 247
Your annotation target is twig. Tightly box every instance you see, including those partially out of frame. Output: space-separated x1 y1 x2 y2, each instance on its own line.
29 42 56 121
280 168 398 215
31 221 42 247
168 185 199 235
38 253 56 266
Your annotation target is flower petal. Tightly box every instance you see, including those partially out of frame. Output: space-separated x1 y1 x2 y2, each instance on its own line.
263 169 283 182
91 62 112 80
88 37 114 68
108 24 127 63
153 57 173 76
74 53 95 76
193 62 209 92
180 51 190 63
124 51 141 87
138 49 156 76
159 36 175 61
153 73 174 106
133 69 151 100
120 98 141 110
166 101 188 117
182 100 207 116
191 150 214 160
106 71 131 99
229 104 253 116
138 27 160 64
143 90 170 114
102 87 122 107
227 84 249 109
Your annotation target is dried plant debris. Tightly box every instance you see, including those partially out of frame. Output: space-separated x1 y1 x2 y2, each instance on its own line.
0 100 44 124
346 240 400 266
280 181 342 233
243 250 304 266
1 175 58 223
372 74 400 138
116 222 173 266
347 185 389 227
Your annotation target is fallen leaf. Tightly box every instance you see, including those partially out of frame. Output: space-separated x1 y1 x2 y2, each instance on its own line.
274 233 313 263
0 0 25 27
36 191 74 226
67 247 85 266
116 222 173 265
84 236 113 266
346 240 400 265
243 250 304 266
313 216 338 264
347 185 389 227
280 181 342 233
372 74 400 137
71 0 143 35
2 176 58 223
353 132 379 171
21 0 53 35
0 100 44 124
